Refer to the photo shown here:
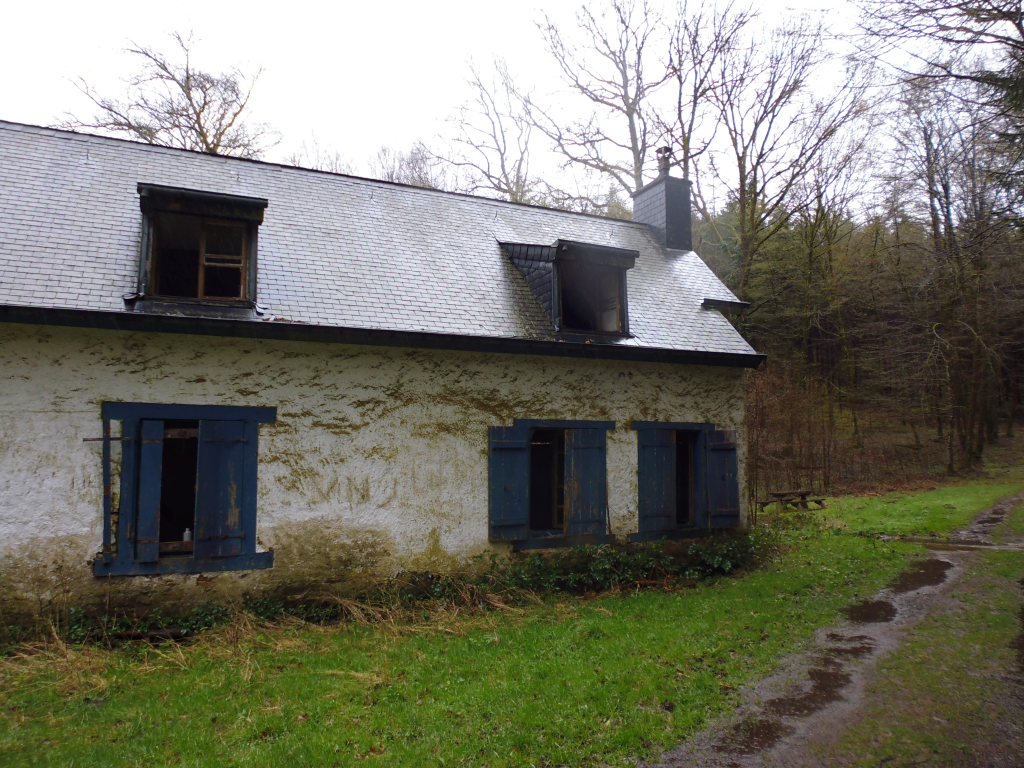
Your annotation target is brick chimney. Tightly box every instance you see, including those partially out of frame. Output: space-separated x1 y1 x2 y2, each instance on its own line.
631 147 692 251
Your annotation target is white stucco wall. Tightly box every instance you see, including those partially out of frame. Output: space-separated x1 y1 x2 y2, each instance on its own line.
0 323 747 614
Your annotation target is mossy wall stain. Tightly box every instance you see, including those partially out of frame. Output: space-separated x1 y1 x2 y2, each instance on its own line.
0 323 748 616
0 523 398 623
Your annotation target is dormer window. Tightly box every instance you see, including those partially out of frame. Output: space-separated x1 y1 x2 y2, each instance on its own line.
137 184 268 303
502 239 638 337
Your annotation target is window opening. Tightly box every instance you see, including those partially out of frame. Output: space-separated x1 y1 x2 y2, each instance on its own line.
159 420 198 555
153 213 247 300
96 402 276 577
675 431 694 526
154 213 199 298
529 429 565 532
559 260 623 333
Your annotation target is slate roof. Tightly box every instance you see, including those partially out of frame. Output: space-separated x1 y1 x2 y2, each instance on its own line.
0 121 760 364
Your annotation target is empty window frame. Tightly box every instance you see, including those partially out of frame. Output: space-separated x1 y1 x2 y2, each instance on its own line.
558 260 626 333
152 215 248 300
674 431 695 526
93 402 276 577
157 420 199 554
137 184 268 303
554 241 635 335
529 429 566 533
488 420 614 548
632 422 741 541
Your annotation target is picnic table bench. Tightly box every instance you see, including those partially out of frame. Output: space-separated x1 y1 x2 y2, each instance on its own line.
755 489 827 514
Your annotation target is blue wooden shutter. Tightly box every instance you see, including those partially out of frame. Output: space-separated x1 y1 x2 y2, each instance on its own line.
488 426 530 541
136 420 164 563
566 428 608 537
637 428 675 534
194 420 247 559
707 429 740 528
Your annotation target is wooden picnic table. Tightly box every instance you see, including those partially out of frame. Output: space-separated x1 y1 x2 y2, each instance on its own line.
765 489 827 511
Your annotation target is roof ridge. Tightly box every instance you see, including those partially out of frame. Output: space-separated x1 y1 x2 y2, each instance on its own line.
0 119 649 227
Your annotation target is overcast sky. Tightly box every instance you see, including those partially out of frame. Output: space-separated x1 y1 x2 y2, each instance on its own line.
3 0 853 175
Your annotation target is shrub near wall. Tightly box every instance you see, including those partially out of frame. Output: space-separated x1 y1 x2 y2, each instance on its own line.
16 532 773 646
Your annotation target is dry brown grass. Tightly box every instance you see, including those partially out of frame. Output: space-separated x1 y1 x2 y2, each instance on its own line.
0 575 574 705
0 597 505 696
0 622 115 701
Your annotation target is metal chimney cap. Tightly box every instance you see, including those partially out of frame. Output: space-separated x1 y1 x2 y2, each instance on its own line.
656 147 672 177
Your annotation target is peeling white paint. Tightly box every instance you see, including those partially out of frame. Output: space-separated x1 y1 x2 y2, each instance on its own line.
0 323 747 610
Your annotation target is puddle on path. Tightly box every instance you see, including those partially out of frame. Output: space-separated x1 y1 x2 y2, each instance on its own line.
826 632 872 643
888 559 952 594
824 642 875 658
764 661 852 718
842 599 897 624
715 716 795 755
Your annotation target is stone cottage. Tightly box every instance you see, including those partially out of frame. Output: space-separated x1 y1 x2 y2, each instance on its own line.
0 122 762 613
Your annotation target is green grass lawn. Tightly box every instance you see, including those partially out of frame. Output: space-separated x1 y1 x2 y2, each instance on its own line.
825 481 1024 537
0 480 1017 768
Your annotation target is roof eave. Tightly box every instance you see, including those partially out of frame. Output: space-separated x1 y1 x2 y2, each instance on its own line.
0 305 766 369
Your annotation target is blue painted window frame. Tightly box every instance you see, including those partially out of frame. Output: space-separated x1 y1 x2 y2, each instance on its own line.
631 421 740 541
488 419 615 551
94 401 276 577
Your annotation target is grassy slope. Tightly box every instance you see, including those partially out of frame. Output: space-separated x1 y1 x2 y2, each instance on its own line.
809 502 1024 767
826 482 1022 536
0 480 1017 768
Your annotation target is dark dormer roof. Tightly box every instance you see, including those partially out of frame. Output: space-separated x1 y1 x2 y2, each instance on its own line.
137 183 268 222
501 243 558 321
0 121 762 367
554 240 638 268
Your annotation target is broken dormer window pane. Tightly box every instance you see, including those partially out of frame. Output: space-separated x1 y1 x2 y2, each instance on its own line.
558 260 624 333
153 214 247 300
154 213 200 298
201 222 245 299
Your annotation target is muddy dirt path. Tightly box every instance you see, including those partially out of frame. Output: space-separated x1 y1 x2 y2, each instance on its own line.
643 495 1024 768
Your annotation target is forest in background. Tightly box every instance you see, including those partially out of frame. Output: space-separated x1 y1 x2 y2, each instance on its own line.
60 0 1024 500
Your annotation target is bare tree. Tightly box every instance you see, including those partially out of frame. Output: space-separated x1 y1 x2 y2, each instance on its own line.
703 18 874 297
660 0 756 180
858 0 1024 184
61 32 278 159
896 76 1020 467
446 60 539 203
532 174 636 218
858 0 1024 67
529 0 668 195
368 142 462 191
285 137 355 175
